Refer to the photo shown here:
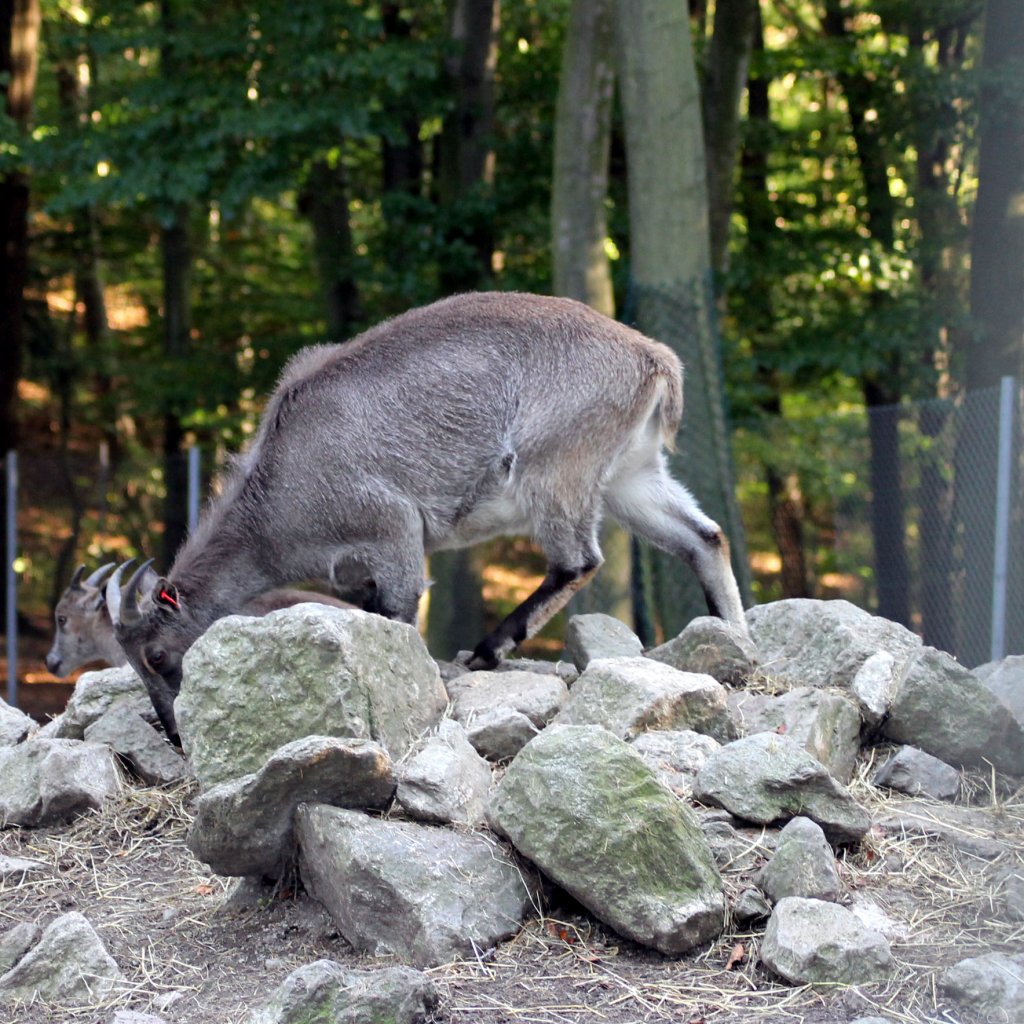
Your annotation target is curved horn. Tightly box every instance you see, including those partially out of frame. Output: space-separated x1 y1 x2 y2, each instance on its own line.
123 559 156 623
69 565 87 591
105 560 136 628
84 562 116 589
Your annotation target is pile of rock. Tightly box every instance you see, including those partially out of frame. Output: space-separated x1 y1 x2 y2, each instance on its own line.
2 598 1023 1023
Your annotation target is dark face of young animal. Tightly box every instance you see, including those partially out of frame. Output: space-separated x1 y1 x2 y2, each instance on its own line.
107 563 196 746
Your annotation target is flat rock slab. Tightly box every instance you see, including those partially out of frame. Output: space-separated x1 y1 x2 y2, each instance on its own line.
647 616 758 686
692 732 870 844
248 959 438 1024
746 599 922 690
297 804 539 968
0 739 122 827
189 736 395 878
178 605 448 789
874 798 1017 859
0 911 124 1006
488 724 725 956
84 703 188 786
761 897 894 986
555 657 737 743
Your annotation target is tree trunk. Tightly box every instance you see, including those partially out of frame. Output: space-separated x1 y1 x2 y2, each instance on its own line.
550 0 631 624
301 158 363 340
161 207 191 568
0 0 41 457
613 0 751 637
958 0 1024 663
551 0 615 319
741 9 810 599
702 0 759 282
427 0 501 656
823 0 911 626
436 0 500 294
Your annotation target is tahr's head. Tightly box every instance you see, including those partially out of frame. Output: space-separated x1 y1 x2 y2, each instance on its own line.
106 560 197 745
46 563 116 676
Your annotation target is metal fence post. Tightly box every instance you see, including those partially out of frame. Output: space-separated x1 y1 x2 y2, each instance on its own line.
5 450 17 708
991 376 1016 663
187 445 201 535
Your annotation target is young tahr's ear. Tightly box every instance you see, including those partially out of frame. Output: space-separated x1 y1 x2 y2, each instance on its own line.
155 579 181 611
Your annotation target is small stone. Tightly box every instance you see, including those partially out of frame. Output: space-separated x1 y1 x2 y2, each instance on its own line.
564 613 643 669
757 817 841 903
873 745 960 801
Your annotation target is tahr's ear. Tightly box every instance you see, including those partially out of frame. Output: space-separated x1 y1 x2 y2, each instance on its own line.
156 579 181 611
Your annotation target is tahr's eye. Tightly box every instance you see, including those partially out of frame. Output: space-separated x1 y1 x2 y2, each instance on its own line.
149 649 166 669
57 615 67 627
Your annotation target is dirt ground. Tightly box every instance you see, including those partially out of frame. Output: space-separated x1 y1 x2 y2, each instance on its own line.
2 749 1022 1024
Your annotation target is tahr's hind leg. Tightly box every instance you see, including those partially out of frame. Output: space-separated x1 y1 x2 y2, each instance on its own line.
605 458 747 632
468 522 603 669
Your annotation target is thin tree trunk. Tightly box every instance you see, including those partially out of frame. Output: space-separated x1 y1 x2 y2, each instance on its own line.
742 9 810 599
823 0 911 626
958 0 1024 663
161 207 191 568
550 0 631 624
301 158 363 340
551 0 615 319
614 0 751 637
427 0 501 656
702 0 759 282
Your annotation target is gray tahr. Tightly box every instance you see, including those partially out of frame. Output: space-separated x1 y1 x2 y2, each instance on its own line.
107 291 747 745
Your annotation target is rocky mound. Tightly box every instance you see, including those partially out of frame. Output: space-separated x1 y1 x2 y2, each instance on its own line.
1 600 1023 1023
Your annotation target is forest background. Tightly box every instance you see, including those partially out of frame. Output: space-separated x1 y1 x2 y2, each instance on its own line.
1 0 1022 680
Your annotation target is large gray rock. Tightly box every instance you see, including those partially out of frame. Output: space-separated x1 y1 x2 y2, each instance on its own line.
728 687 861 783
248 959 438 1024
692 733 870 844
0 698 33 746
975 654 1024 725
83 704 188 786
488 724 725 956
0 911 124 1006
941 952 1024 1017
38 666 153 740
297 805 538 968
556 657 736 743
872 745 960 801
757 817 841 903
177 605 447 789
761 897 894 985
189 736 394 878
0 739 121 827
884 646 1024 773
746 599 921 690
450 669 568 761
629 730 721 798
564 613 643 669
647 616 758 686
396 719 492 826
